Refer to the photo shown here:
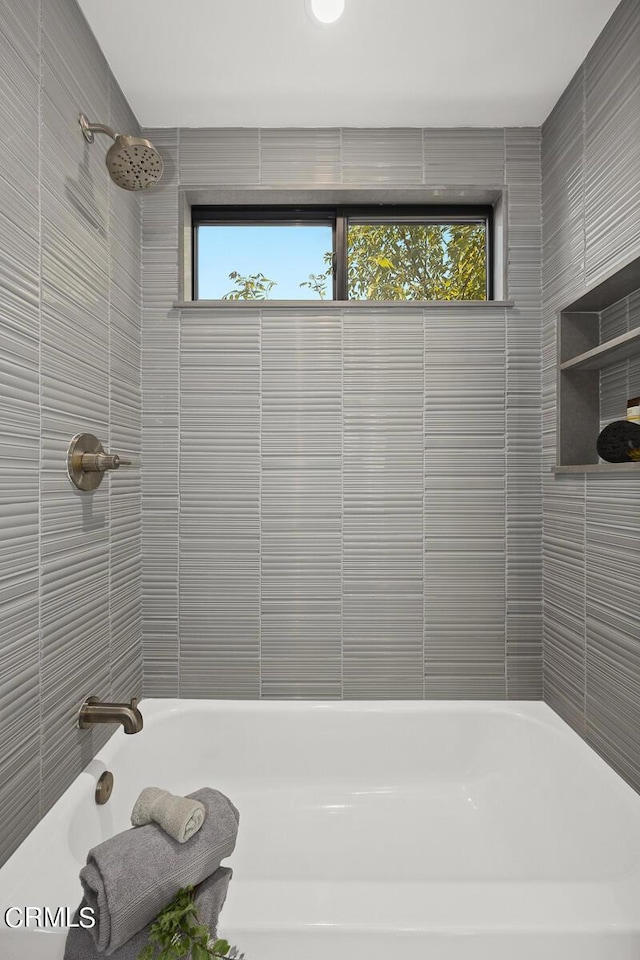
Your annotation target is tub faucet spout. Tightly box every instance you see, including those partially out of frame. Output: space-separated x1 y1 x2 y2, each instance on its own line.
78 696 144 734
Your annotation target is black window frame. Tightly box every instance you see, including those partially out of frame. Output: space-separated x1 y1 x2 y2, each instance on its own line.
192 204 494 302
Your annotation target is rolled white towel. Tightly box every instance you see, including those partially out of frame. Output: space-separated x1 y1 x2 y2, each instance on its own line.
131 787 206 843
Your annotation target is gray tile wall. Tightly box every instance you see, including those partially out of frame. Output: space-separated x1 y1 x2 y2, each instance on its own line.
542 0 640 788
142 127 542 701
599 291 640 431
0 0 142 865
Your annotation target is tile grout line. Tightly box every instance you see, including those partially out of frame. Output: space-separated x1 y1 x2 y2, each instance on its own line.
339 308 344 698
583 472 587 737
37 0 44 820
422 308 427 700
540 129 547 705
258 307 263 698
504 303 509 700
107 71 113 702
177 127 182 698
258 129 262 699
338 137 344 696
137 126 143 697
140 150 147 695
504 125 509 699
581 61 588 739
581 62 587 291
538 133 544 701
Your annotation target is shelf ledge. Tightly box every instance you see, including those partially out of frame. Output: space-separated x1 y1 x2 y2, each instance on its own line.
561 326 640 371
554 462 640 475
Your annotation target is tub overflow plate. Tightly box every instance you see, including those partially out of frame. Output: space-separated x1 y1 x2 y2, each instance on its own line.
95 771 114 805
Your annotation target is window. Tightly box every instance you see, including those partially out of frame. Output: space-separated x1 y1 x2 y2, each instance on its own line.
192 206 492 302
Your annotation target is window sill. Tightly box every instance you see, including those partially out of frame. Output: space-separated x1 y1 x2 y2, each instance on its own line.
174 299 514 310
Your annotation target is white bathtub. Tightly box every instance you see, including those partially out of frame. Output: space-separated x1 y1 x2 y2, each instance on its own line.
2 700 640 959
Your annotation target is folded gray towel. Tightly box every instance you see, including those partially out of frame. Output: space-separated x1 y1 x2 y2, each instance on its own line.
64 866 232 960
79 788 238 955
131 786 206 843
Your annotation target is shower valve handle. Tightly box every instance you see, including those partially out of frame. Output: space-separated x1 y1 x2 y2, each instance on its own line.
81 451 132 473
67 433 133 491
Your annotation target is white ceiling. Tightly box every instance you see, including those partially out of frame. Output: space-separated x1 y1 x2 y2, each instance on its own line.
78 0 620 129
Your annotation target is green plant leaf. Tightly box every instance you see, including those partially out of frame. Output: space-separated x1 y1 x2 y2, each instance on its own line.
136 887 242 960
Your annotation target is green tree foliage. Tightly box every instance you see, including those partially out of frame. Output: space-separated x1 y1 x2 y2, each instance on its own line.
220 223 486 301
222 271 276 300
346 223 486 300
299 265 332 299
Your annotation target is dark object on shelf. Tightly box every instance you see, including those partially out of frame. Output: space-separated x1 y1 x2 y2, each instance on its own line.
627 396 640 423
596 420 640 463
556 252 640 470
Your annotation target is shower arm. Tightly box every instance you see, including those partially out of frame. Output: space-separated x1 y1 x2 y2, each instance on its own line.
78 111 164 191
79 114 117 144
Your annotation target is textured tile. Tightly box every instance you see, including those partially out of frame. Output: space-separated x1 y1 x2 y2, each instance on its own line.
141 130 179 243
110 501 142 699
600 359 629 427
39 414 112 809
0 3 39 206
261 129 341 186
42 0 110 123
0 0 41 867
585 479 640 792
542 0 640 789
424 308 507 698
142 619 179 697
343 311 424 698
0 0 143 864
342 128 423 185
261 311 342 697
600 296 629 340
0 585 40 863
543 477 586 732
584 0 640 287
541 69 585 311
0 746 39 865
0 438 39 582
0 0 39 92
507 654 543 699
179 311 261 697
179 128 260 186
109 89 142 703
142 123 543 706
599 290 640 428
505 129 543 691
140 129 179 695
423 129 505 186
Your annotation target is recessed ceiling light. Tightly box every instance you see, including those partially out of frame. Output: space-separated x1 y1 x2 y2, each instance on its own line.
308 0 345 25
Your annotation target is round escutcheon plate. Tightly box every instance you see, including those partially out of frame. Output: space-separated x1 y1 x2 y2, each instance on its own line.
95 771 114 805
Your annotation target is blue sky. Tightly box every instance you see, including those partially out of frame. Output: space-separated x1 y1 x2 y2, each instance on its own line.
198 225 333 299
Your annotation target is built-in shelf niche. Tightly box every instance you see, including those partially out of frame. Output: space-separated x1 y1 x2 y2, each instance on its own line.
556 253 640 473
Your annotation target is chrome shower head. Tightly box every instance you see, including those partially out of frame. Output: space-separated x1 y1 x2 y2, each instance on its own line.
79 114 163 191
105 135 164 191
